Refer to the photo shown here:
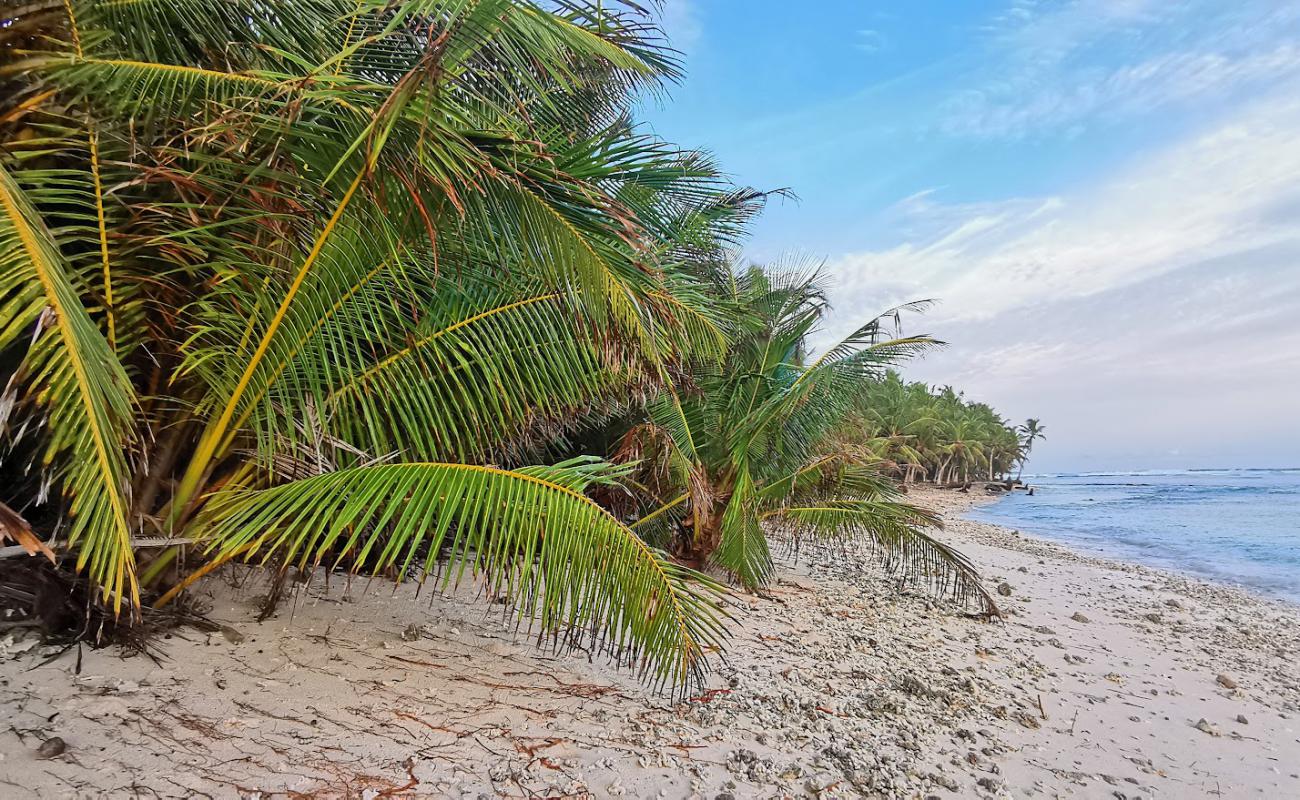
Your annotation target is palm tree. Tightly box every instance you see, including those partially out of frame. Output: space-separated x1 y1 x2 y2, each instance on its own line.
1016 418 1047 480
2 0 749 685
615 265 997 614
837 371 1024 485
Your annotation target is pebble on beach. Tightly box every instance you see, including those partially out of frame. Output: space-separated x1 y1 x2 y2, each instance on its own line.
36 737 66 760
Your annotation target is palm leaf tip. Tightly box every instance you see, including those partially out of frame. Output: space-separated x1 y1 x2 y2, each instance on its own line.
710 470 775 590
767 500 999 617
197 462 730 687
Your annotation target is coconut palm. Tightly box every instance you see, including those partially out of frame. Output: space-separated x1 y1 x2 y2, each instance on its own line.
616 265 997 614
1 0 751 685
1016 418 1047 480
836 372 1024 484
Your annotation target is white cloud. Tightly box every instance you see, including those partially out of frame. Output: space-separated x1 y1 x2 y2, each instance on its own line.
817 89 1300 471
856 29 886 55
944 43 1300 138
825 89 1300 330
944 0 1300 138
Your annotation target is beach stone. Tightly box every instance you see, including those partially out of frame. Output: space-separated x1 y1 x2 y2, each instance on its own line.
997 582 1013 597
1194 718 1219 736
1142 613 1163 624
1236 714 1249 725
1164 599 1184 610
1070 612 1091 623
35 737 65 759
977 776 1004 792
1216 673 1238 689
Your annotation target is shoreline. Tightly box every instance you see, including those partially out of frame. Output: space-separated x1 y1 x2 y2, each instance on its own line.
920 487 1300 797
1 489 1297 798
960 487 1300 612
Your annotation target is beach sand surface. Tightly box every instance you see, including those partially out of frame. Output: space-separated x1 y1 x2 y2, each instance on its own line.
2 488 1297 798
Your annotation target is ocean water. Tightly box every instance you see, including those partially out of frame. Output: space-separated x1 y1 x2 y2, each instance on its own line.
966 469 1300 604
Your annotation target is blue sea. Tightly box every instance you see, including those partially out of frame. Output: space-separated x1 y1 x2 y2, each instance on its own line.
966 469 1300 604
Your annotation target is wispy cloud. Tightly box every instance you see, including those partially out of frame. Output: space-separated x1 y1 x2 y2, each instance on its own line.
825 88 1300 329
818 87 1300 469
659 0 702 56
856 29 886 55
941 0 1300 138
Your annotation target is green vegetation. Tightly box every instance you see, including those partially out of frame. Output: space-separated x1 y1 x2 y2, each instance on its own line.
615 267 996 613
2 1 1020 685
839 372 1031 486
1016 418 1048 480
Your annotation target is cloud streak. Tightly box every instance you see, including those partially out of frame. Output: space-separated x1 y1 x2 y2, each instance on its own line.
941 0 1300 139
825 88 1300 329
818 86 1300 471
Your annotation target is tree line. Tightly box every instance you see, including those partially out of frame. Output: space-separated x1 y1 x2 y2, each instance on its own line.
1 0 1033 686
836 372 1046 487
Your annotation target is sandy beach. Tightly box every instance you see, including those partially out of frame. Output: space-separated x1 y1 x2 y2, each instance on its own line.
2 488 1297 798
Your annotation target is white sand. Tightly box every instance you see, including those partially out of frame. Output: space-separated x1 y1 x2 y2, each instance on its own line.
2 488 1297 798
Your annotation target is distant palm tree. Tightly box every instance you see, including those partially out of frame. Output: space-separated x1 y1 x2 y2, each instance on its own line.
616 265 997 614
1016 419 1048 480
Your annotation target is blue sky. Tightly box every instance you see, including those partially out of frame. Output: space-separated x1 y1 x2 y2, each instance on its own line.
642 0 1300 473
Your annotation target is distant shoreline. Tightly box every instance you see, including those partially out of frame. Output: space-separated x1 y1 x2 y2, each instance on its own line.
958 471 1300 608
920 486 1300 797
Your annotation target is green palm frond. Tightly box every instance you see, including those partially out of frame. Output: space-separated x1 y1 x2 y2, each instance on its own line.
170 169 374 518
514 454 637 493
756 454 898 505
630 491 689 549
320 282 641 463
764 500 997 616
711 469 772 589
198 462 730 686
79 0 353 67
0 163 138 610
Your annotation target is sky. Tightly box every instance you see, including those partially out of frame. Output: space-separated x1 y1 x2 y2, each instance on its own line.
641 0 1300 474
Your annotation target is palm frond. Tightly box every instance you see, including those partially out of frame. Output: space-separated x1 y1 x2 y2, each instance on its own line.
711 469 772 590
0 163 138 609
319 281 644 463
764 500 998 616
629 491 688 549
197 461 730 687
